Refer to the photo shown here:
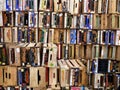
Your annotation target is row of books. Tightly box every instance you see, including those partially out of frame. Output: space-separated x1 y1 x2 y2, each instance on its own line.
0 0 120 14
1 28 120 45
0 59 88 89
0 86 88 90
0 43 120 67
0 59 119 89
1 12 120 29
87 59 120 73
89 73 120 90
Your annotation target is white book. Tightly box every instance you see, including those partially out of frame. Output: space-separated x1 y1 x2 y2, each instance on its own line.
0 1 4 11
0 28 4 42
39 12 44 27
64 13 67 28
74 0 79 14
29 12 34 27
0 12 3 26
83 0 88 13
73 16 77 28
80 15 84 28
43 29 48 43
69 0 74 14
51 12 57 28
97 30 101 44
101 46 108 59
98 0 102 13
42 47 47 66
36 48 40 66
34 0 38 11
116 30 120 45
64 30 67 43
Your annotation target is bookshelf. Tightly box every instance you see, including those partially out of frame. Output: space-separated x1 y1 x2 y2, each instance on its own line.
0 0 120 90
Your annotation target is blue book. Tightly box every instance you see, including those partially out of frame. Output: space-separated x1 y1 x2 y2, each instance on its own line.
17 29 22 42
16 0 20 10
105 31 109 45
6 0 11 11
70 30 76 44
110 31 115 45
18 70 22 85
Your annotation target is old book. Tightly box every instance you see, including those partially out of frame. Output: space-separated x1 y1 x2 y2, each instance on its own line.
64 13 72 28
3 11 13 26
4 27 12 43
28 28 37 43
100 45 108 59
87 30 92 44
15 12 24 26
69 68 80 86
53 29 59 43
61 0 70 12
93 14 101 29
0 1 4 11
0 12 3 26
86 45 92 59
0 66 17 86
116 30 120 45
75 45 80 59
46 0 53 11
48 29 54 43
38 28 48 43
8 45 21 66
49 68 57 86
98 0 102 13
30 67 46 88
57 44 62 60
93 74 104 89
62 44 69 59
59 13 64 28
48 44 57 67
108 0 117 13
92 45 100 59
0 28 4 43
29 12 38 27
39 0 47 11
0 45 7 65
74 0 80 14
116 46 120 61
101 14 108 29
18 67 30 86
22 0 29 10
68 45 74 59
108 46 116 59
